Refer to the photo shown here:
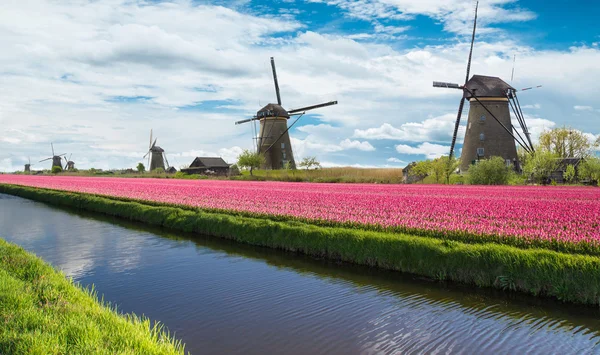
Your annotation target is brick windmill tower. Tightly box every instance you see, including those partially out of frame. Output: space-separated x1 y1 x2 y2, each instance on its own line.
433 1 535 171
235 57 338 170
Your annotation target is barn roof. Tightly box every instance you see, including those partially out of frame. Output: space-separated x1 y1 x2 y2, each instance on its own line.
190 157 230 168
257 103 290 118
464 75 514 99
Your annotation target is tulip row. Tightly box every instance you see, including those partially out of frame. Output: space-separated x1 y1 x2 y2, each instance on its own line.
2 175 599 254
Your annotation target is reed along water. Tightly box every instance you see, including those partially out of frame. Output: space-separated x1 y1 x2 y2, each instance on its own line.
2 193 600 354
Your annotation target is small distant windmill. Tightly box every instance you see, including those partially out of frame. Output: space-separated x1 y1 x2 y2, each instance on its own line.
39 143 66 170
63 154 75 171
235 57 338 170
143 129 170 171
24 157 33 172
432 1 536 172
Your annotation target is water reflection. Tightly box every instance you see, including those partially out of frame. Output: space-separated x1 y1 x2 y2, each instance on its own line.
2 194 600 354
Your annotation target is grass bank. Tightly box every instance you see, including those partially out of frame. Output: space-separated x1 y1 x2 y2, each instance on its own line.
0 238 185 355
2 184 600 306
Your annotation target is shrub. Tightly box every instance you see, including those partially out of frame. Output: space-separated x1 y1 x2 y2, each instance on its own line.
51 166 62 174
466 156 510 185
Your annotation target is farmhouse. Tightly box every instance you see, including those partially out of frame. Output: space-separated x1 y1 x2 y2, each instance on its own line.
181 157 230 176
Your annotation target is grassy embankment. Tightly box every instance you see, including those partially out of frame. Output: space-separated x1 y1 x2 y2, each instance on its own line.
2 184 600 306
0 239 185 355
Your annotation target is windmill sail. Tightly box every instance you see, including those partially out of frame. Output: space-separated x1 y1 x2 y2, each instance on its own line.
448 1 478 160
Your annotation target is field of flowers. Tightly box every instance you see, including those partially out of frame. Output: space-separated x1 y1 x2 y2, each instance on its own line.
1 175 599 250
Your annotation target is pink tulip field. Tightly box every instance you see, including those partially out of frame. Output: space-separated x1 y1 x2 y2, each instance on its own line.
2 175 600 251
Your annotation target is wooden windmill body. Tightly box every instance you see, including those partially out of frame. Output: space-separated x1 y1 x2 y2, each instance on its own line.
433 2 535 172
39 143 66 170
235 57 338 170
64 154 75 171
143 130 170 172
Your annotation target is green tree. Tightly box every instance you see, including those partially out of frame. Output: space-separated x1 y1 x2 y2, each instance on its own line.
579 156 600 185
539 127 598 158
51 166 62 174
298 156 321 170
443 156 460 184
409 156 458 184
523 149 559 184
563 164 576 183
237 149 265 176
136 163 145 173
466 156 510 185
409 160 432 178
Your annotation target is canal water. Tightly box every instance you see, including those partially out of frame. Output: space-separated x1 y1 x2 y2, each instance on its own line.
2 193 600 354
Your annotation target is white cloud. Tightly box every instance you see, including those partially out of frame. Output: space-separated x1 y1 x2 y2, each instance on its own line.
307 0 536 34
395 142 449 159
0 0 599 171
574 105 594 111
386 157 406 164
339 139 376 151
353 114 462 143
521 103 541 109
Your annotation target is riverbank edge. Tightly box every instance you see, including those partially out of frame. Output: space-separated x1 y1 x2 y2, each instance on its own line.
2 184 600 306
0 238 185 354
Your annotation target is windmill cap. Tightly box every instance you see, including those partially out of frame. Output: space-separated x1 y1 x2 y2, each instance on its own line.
257 103 290 118
464 75 515 98
150 146 165 152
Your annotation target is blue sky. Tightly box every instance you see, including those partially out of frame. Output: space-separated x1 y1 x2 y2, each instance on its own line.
0 0 599 171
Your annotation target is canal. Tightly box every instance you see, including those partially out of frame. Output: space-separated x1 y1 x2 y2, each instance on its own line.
2 193 600 354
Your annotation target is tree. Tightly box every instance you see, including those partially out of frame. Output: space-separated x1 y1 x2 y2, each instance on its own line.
51 166 62 174
237 149 265 176
539 127 598 159
443 156 460 184
410 160 432 178
579 156 600 185
136 163 145 173
522 149 559 184
409 156 458 184
466 156 510 185
298 156 321 170
563 164 576 183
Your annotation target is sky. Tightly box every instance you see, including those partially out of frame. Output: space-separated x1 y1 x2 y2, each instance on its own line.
1 0 599 171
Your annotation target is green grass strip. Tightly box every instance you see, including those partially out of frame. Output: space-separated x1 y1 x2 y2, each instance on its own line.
2 184 600 306
0 238 186 355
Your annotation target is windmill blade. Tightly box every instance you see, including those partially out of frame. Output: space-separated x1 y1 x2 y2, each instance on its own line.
288 101 338 114
448 1 478 161
163 152 170 168
39 157 52 162
449 98 467 159
57 153 67 157
151 137 158 149
28 157 31 165
464 1 478 85
521 85 542 92
68 153 72 162
235 116 259 125
433 81 461 89
271 57 282 106
51 143 55 156
143 151 150 159
149 129 153 150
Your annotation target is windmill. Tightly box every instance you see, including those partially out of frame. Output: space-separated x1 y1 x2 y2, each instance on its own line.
39 143 66 170
433 1 536 172
63 154 75 171
143 129 170 171
235 57 338 170
24 157 32 173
